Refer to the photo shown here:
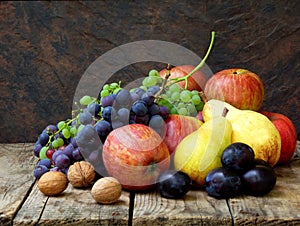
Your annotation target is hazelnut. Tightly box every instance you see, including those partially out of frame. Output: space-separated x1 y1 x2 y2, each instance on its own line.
38 171 68 196
67 161 96 188
91 177 122 204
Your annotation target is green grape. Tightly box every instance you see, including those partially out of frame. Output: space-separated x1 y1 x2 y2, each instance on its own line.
149 69 159 77
180 90 191 102
178 108 188 115
177 102 185 109
57 121 66 130
170 107 178 114
51 139 60 149
191 95 201 105
160 94 169 99
169 83 181 93
171 92 180 101
103 84 110 91
80 95 92 105
39 146 49 159
113 87 122 94
110 82 119 89
100 89 110 97
62 128 71 139
140 85 147 91
142 76 157 87
70 126 77 135
187 104 197 116
77 124 85 133
191 90 199 96
195 102 204 111
166 90 172 97
56 138 64 147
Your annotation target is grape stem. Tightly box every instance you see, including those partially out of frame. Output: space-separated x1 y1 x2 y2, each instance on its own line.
167 31 215 89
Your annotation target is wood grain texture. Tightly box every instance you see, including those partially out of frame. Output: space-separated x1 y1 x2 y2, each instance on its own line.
13 183 130 226
0 1 299 143
133 189 232 225
0 143 36 226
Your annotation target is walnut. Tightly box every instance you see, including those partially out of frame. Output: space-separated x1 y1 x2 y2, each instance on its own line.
67 161 96 188
91 177 122 204
38 171 68 196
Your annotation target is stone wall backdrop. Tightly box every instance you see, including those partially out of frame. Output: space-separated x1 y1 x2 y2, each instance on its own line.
0 1 299 142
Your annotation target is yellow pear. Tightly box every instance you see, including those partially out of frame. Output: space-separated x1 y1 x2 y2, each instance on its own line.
202 99 281 166
174 113 232 187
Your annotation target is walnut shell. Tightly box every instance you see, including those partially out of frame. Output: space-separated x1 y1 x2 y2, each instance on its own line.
67 161 96 188
38 171 68 196
91 177 122 204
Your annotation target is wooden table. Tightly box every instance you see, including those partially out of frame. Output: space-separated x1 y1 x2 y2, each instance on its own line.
1 142 300 226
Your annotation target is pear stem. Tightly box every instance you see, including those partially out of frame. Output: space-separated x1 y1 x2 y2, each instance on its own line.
222 108 229 117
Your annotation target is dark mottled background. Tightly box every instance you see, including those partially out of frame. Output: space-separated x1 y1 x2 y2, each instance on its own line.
0 1 299 142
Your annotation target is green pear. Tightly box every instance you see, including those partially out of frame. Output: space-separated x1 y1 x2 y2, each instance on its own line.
202 99 281 166
174 113 232 187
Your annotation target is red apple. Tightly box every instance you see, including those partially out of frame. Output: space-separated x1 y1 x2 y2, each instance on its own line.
102 124 170 191
261 111 297 165
159 65 207 91
164 114 203 155
204 68 264 111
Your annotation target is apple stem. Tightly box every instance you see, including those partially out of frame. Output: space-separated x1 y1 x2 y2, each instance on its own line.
167 31 216 89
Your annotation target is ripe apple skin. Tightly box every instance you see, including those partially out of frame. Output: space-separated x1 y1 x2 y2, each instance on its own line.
204 68 264 111
261 111 297 165
164 114 203 155
159 65 207 91
102 124 170 191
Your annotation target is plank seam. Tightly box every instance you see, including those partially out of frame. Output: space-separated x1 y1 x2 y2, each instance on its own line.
226 199 234 226
34 196 49 226
128 191 135 226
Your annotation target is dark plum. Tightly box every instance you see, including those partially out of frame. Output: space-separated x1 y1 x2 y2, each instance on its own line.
242 165 276 196
221 142 255 173
156 170 191 199
205 167 242 199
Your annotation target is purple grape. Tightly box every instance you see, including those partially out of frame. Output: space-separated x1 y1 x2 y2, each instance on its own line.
132 100 148 116
141 93 155 105
33 142 42 157
149 115 166 137
133 87 146 97
148 103 160 116
115 89 132 107
79 110 93 125
147 85 160 95
54 154 70 169
52 150 63 162
50 166 62 172
134 114 150 125
38 132 49 146
87 102 101 116
70 137 78 148
34 165 49 179
43 124 57 135
101 94 115 107
117 108 130 123
130 92 140 102
95 120 112 137
102 106 113 122
72 148 84 161
159 105 170 119
37 159 52 168
62 143 75 158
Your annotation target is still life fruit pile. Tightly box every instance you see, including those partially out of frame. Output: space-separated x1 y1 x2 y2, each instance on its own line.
32 32 297 203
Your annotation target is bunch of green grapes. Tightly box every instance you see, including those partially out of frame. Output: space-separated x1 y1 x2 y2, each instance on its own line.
159 83 204 116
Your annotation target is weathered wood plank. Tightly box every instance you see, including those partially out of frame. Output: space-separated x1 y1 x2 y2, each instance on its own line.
14 182 130 225
229 142 300 225
133 189 232 225
0 143 36 226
